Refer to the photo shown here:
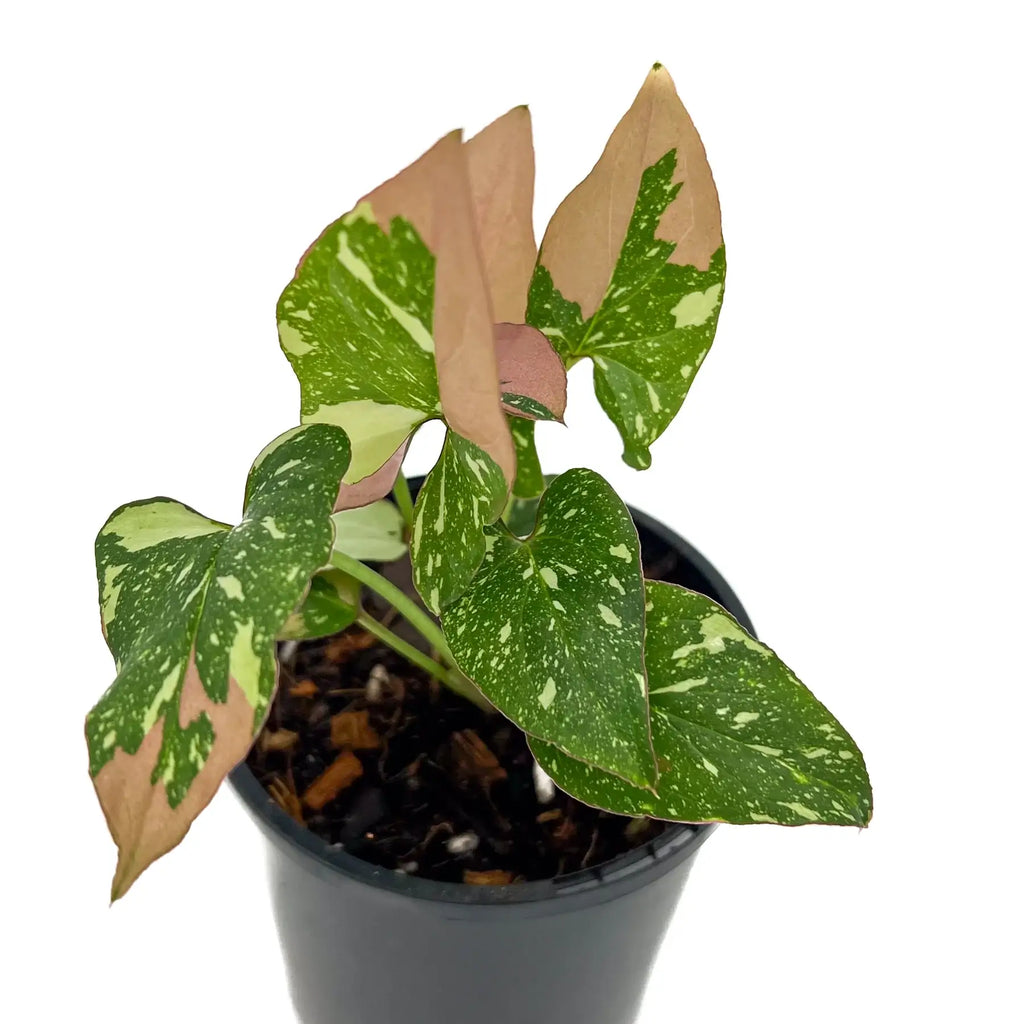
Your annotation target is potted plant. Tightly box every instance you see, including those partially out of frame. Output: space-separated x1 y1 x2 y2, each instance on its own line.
86 65 871 1024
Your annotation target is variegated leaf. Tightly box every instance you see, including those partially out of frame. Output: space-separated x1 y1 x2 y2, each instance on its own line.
331 500 407 563
280 129 564 611
533 582 872 826
411 431 507 614
508 418 545 499
528 65 725 469
87 423 351 898
444 469 657 789
278 196 438 486
278 131 514 489
279 569 359 641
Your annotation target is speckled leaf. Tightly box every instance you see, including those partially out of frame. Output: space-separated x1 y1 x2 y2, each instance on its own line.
528 65 725 469
279 569 359 641
508 418 544 498
278 199 439 487
444 469 657 789
503 396 554 420
279 131 514 490
411 430 507 614
87 423 351 897
533 582 872 826
331 500 407 562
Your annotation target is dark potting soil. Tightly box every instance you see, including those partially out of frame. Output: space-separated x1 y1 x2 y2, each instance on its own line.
246 525 700 885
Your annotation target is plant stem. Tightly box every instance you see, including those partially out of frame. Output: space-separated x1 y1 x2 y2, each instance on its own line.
392 470 415 530
356 612 489 710
355 611 460 691
330 549 450 657
329 549 489 709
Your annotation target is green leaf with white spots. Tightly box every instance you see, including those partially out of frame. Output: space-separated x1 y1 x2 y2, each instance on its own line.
278 569 359 641
279 204 440 486
502 393 557 420
444 469 657 789
279 132 525 496
533 581 872 827
509 417 544 498
331 500 407 563
411 431 507 614
87 423 352 898
529 152 724 470
529 65 725 470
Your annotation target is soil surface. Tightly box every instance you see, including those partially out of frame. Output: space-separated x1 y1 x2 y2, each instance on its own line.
246 522 706 885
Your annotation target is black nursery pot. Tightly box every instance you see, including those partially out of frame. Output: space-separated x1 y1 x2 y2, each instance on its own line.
230 504 755 1024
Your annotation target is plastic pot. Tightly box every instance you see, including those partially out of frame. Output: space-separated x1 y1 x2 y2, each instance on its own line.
230 504 755 1024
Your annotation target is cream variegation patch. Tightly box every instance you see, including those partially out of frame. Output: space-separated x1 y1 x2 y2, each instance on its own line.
306 399 425 484
102 500 227 553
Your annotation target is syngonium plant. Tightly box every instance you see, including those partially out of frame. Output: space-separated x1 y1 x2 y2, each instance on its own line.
87 65 872 900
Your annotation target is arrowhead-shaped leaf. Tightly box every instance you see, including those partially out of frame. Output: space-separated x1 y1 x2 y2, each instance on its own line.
411 431 507 614
443 469 657 789
281 123 569 610
278 131 514 488
528 64 725 469
533 581 872 826
87 423 351 898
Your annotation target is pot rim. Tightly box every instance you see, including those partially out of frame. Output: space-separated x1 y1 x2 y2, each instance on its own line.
228 504 755 907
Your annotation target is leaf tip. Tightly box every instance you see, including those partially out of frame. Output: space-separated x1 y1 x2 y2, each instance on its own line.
440 127 465 148
647 62 676 89
622 442 653 471
109 862 135 904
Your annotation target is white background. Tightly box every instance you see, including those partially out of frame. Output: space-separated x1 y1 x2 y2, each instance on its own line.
2 1 1021 1021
